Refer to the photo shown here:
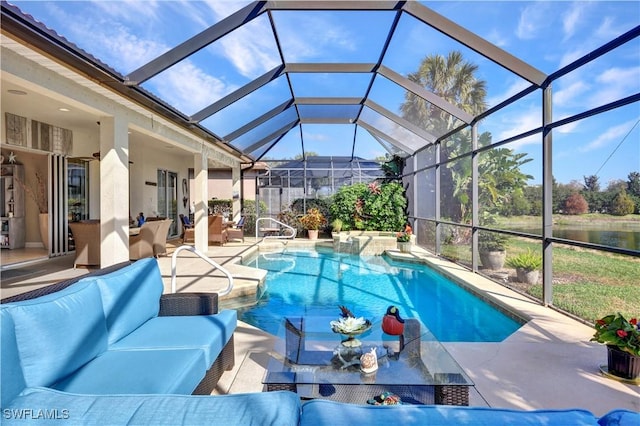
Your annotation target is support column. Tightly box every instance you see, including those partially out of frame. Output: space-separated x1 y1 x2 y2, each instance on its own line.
194 148 209 252
99 115 130 267
471 124 479 272
542 85 554 305
231 164 241 222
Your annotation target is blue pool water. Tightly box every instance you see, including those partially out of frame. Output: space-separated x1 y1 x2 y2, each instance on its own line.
240 250 523 342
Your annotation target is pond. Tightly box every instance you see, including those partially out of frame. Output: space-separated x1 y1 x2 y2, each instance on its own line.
510 223 640 251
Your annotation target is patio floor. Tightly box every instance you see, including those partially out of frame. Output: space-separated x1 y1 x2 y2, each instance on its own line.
1 237 637 416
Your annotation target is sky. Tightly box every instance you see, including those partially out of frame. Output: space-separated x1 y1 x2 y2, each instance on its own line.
8 0 640 186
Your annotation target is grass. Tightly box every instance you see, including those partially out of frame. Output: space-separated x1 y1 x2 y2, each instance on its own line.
507 238 639 322
438 235 639 323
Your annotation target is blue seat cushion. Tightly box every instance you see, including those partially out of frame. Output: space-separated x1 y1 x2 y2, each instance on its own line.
300 400 598 426
7 387 301 426
0 309 27 408
4 281 108 388
109 310 236 366
598 409 640 426
95 258 163 345
52 349 206 395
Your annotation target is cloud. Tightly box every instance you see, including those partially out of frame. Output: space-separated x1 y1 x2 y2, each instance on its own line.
89 0 160 23
580 118 639 152
553 81 590 107
152 62 231 115
485 28 509 48
516 2 551 40
487 80 532 108
562 2 585 41
586 66 640 107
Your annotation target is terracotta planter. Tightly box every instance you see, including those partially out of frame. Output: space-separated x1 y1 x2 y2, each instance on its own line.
607 345 640 380
397 241 412 253
479 250 506 270
307 229 319 240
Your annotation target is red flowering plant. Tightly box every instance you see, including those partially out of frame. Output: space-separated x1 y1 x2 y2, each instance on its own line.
591 313 640 356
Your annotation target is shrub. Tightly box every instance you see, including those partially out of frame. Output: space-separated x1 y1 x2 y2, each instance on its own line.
208 198 232 215
563 192 589 215
506 249 542 272
242 199 267 235
299 208 327 230
329 182 407 231
610 190 635 216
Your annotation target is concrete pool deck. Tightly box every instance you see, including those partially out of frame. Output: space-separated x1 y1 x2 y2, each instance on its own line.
1 237 638 416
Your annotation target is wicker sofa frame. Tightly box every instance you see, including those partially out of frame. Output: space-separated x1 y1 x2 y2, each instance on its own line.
1 261 235 395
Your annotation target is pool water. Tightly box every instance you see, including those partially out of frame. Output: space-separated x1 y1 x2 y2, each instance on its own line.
240 250 523 342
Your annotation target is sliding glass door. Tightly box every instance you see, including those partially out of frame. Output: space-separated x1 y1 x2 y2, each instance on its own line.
157 169 178 237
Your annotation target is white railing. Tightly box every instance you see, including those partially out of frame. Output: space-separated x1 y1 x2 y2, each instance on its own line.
255 217 297 240
170 245 234 296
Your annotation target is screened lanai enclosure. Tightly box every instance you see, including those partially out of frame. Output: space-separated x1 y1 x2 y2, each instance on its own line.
4 1 638 320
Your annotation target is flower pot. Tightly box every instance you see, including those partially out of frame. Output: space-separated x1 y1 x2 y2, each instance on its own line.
479 250 506 270
607 345 640 380
516 268 539 284
307 229 319 240
397 241 412 253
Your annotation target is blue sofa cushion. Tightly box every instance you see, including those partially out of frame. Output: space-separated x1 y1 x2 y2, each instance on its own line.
109 310 237 365
52 348 206 395
4 281 108 389
95 258 163 345
0 309 27 408
598 409 640 426
5 387 301 426
300 400 599 426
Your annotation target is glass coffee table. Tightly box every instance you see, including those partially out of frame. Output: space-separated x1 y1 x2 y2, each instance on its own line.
263 316 473 405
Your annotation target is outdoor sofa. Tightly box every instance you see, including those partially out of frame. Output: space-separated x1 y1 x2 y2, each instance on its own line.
1 259 638 425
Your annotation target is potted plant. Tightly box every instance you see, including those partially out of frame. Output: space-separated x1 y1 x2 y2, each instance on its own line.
396 231 412 253
299 208 326 240
478 231 509 270
591 313 640 381
506 249 542 284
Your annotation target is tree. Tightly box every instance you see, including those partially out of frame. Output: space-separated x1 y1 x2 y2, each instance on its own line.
583 175 600 192
563 193 589 215
627 172 640 197
610 190 635 216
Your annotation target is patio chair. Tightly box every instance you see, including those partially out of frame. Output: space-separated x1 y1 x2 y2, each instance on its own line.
69 220 100 268
129 221 157 260
180 214 194 243
226 215 245 242
208 215 228 246
152 218 173 257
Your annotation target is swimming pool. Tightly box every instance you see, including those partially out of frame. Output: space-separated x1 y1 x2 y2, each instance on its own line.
240 249 523 342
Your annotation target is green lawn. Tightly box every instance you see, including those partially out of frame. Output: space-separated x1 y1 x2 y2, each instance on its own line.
507 238 639 322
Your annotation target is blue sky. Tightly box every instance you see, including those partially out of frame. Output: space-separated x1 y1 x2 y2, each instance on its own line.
9 1 640 186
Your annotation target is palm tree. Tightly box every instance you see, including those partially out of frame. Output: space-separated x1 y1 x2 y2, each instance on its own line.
400 51 487 135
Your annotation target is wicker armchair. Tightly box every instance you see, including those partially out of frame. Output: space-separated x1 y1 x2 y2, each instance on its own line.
208 215 228 245
129 221 157 260
69 220 101 268
226 216 245 242
152 219 173 257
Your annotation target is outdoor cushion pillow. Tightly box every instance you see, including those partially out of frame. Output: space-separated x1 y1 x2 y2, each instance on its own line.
300 400 598 426
95 258 163 344
5 281 108 388
5 388 301 426
598 409 640 426
52 348 206 395
0 309 28 407
109 310 237 366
